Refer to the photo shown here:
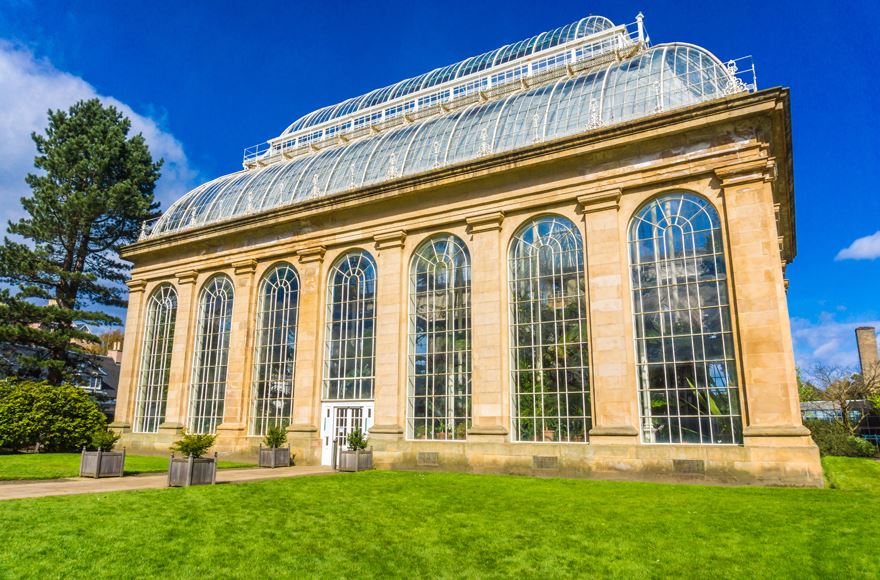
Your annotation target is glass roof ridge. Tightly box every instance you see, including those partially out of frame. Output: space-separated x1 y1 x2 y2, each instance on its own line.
277 14 618 139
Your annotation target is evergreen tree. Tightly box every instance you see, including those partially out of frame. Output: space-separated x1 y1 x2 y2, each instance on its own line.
0 99 162 384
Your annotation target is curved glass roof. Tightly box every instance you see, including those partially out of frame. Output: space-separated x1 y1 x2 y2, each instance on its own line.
152 43 744 237
281 16 615 136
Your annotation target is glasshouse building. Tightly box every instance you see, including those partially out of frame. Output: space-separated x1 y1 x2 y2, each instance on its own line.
112 12 822 485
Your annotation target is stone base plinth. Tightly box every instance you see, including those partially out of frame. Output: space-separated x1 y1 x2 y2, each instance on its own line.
369 436 822 487
120 430 823 487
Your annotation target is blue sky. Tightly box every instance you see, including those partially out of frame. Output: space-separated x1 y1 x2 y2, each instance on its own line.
0 0 876 368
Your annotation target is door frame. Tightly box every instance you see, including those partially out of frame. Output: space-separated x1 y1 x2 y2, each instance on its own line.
320 402 374 466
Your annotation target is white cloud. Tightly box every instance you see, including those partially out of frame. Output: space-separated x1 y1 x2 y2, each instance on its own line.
835 230 880 261
0 40 197 233
791 313 880 369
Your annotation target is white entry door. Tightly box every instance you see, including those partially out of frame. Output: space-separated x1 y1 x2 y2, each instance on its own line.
320 403 374 466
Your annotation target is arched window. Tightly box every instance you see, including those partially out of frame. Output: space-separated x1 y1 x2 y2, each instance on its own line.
323 250 377 401
250 264 300 436
188 275 234 434
133 284 177 433
407 234 471 440
508 216 590 442
629 193 741 444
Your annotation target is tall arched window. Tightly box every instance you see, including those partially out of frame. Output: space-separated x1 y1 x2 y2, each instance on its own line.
188 274 234 434
250 263 300 436
508 216 590 442
629 193 741 444
133 284 177 433
408 234 471 440
324 250 377 401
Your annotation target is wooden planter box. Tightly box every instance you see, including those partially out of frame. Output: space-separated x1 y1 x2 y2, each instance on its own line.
259 445 290 468
167 453 217 487
80 447 126 478
338 448 373 472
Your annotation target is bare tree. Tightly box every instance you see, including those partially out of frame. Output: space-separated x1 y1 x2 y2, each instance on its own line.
809 363 880 435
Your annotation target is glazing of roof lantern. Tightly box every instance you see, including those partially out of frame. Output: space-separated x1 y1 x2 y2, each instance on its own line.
143 13 756 239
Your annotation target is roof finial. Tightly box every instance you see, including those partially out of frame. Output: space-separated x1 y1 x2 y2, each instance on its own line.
636 12 645 44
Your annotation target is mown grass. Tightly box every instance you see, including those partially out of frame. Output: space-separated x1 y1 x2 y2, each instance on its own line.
0 453 253 480
0 458 877 578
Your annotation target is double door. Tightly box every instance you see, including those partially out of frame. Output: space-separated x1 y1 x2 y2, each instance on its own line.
320 402 373 466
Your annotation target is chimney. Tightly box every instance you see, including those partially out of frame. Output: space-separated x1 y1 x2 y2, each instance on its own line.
855 327 878 374
107 341 123 365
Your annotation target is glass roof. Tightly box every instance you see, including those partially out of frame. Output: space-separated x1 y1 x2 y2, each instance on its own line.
281 16 615 137
152 43 743 237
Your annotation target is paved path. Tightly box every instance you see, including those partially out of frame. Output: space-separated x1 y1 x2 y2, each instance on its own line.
0 465 334 501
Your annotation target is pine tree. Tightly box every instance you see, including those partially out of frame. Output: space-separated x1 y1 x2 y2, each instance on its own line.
0 99 162 384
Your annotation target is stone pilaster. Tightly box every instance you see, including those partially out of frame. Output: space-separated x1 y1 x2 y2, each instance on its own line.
578 190 640 444
466 211 508 442
217 260 258 445
159 270 198 435
110 279 147 432
370 231 407 441
288 245 325 464
716 160 811 445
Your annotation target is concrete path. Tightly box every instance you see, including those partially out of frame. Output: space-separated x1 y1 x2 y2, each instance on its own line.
0 465 335 501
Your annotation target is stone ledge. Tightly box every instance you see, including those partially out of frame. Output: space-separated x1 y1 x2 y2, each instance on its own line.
743 424 811 437
589 425 639 437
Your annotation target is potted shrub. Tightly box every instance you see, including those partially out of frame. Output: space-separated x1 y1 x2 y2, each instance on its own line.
338 428 372 472
80 428 125 478
167 432 217 487
259 424 292 468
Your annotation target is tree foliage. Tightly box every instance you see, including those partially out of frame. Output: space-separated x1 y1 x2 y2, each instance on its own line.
82 328 125 356
0 378 107 452
804 419 877 458
808 363 880 435
0 99 161 383
171 432 216 458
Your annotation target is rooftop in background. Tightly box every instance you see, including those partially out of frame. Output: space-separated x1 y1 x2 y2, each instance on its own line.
140 12 757 240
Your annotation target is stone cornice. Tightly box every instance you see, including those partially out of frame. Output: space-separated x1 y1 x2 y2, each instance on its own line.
175 270 199 286
466 211 505 234
714 158 776 188
232 259 258 276
373 230 407 250
577 189 621 214
125 279 147 293
296 245 326 264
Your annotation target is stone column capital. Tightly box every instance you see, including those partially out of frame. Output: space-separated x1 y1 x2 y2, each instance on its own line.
125 279 147 293
373 230 407 251
466 211 505 234
232 259 258 276
577 188 622 215
175 270 199 286
714 158 776 188
296 245 326 264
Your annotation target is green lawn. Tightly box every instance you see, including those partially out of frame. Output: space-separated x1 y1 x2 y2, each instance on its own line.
0 458 877 578
0 453 253 480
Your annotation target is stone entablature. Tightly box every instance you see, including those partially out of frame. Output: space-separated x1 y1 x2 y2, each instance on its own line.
112 89 821 486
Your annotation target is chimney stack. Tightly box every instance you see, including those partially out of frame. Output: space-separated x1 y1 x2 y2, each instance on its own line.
107 341 123 365
855 326 878 374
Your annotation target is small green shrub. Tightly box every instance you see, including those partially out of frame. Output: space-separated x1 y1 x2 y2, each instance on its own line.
848 436 877 458
171 432 216 458
0 379 107 452
347 428 368 451
90 428 120 451
263 424 287 448
804 420 878 457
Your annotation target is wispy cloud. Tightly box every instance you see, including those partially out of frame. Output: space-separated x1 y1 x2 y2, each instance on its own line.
791 312 880 369
0 40 197 233
836 230 880 261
